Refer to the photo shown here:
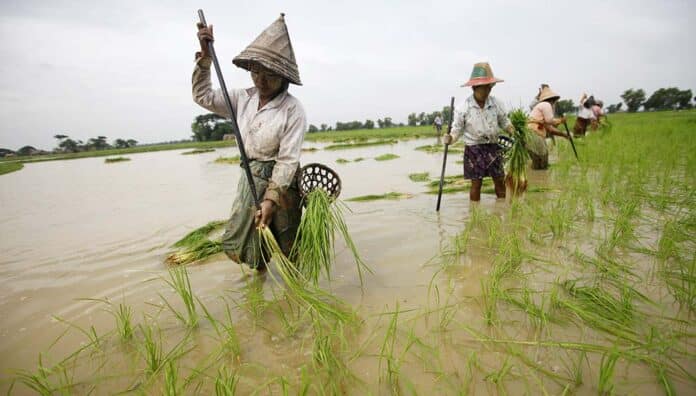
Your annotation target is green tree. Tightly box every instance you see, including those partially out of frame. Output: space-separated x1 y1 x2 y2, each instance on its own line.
126 139 138 147
114 139 129 148
621 89 646 112
191 113 226 141
407 113 418 126
87 136 110 150
308 124 319 133
643 87 693 111
364 119 375 129
555 99 576 116
320 124 328 131
606 103 623 113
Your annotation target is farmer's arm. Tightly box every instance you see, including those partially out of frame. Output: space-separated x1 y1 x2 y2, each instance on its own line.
444 108 465 145
539 102 565 137
192 23 240 117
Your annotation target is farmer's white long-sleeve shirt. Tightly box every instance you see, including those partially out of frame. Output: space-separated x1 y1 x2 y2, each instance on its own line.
450 95 511 145
192 56 307 193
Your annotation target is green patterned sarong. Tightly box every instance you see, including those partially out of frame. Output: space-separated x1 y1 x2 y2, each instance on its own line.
221 160 302 269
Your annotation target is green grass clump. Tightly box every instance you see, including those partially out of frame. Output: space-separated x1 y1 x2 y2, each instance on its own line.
408 172 429 182
374 153 399 161
346 192 412 202
336 158 349 164
182 148 215 155
415 143 464 154
0 161 23 175
214 156 241 164
324 139 397 150
104 157 130 163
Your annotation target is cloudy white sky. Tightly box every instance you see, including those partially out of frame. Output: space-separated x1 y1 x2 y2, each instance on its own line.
1 0 694 150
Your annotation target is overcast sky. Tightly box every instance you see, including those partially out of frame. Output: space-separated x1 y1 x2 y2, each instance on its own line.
1 0 694 150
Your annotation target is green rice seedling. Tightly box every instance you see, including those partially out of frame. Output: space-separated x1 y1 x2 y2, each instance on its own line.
353 157 365 162
172 220 226 248
214 155 241 164
408 172 429 182
199 298 241 358
374 153 400 161
164 360 180 396
160 267 198 328
140 324 164 376
115 302 134 341
292 189 371 285
346 192 412 202
378 304 401 393
104 156 130 163
52 316 103 351
214 366 239 396
336 158 349 164
312 333 355 393
166 239 223 266
483 356 515 395
260 227 355 325
505 109 531 195
12 355 74 396
182 148 215 155
597 351 619 395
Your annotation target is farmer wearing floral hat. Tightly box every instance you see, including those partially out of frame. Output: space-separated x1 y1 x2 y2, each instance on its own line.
526 85 569 169
193 14 306 270
443 62 515 201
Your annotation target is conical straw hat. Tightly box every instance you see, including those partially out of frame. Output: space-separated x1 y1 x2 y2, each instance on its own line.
461 62 504 87
233 13 302 85
537 85 560 102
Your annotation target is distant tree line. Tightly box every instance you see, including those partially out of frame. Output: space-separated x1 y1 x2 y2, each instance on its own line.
620 87 693 113
51 134 138 153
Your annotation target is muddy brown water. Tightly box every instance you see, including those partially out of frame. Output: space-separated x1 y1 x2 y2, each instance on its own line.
0 138 691 394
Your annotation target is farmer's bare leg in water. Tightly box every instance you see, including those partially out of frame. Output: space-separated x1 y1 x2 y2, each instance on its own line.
470 179 482 201
493 176 505 198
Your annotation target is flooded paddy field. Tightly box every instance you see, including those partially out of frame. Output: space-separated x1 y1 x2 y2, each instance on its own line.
0 111 694 394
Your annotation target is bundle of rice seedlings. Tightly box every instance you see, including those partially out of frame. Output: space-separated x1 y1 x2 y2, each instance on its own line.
166 239 223 266
166 220 226 265
291 189 371 285
259 227 354 325
505 109 530 196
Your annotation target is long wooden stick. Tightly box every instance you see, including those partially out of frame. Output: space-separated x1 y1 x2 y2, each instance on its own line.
562 119 579 160
198 9 261 209
436 97 455 211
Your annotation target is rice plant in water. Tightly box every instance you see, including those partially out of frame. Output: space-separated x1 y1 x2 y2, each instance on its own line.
160 267 198 328
260 226 355 325
505 109 531 195
292 188 371 285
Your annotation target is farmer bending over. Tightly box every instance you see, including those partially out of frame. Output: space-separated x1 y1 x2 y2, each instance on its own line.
193 14 307 270
443 62 514 202
526 85 569 169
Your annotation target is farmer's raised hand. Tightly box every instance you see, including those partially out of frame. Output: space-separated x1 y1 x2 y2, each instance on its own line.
443 134 452 145
196 23 214 58
255 200 276 228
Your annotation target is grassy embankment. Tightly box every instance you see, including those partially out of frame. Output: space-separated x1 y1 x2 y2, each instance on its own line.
0 162 23 175
0 125 435 166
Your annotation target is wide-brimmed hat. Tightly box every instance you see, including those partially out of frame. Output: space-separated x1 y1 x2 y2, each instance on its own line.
537 85 560 102
461 62 504 87
233 13 302 85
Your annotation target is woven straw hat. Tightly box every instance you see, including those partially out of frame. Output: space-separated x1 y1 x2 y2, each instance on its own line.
461 62 504 87
233 13 302 85
537 85 560 102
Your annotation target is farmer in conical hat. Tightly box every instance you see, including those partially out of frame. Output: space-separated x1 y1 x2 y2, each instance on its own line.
443 62 515 202
193 14 306 270
526 85 570 169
